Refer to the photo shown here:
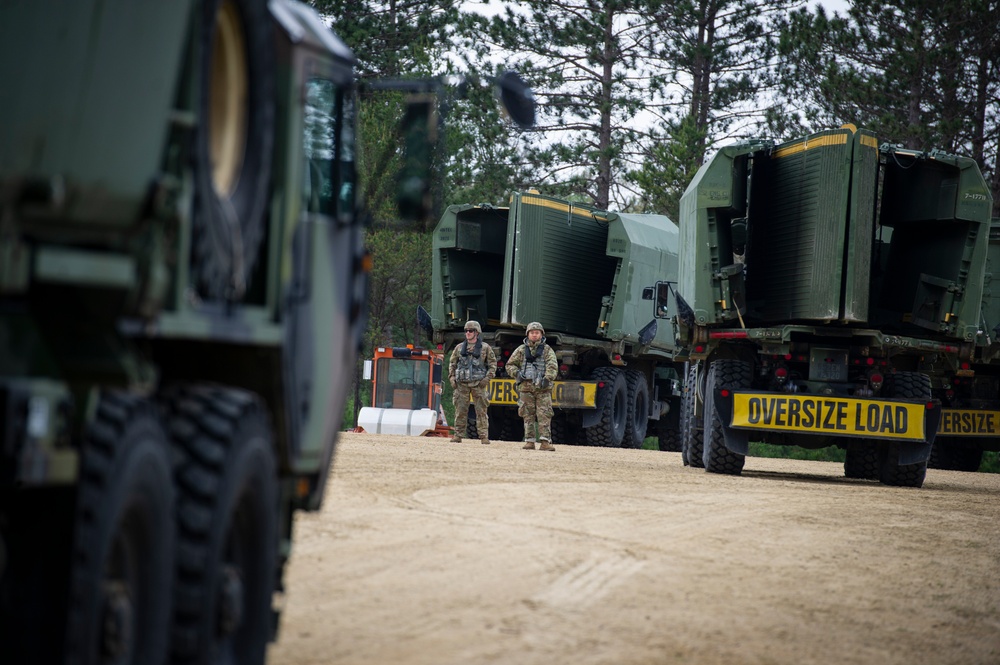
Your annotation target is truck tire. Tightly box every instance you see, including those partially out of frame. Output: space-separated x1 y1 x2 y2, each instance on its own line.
466 404 479 439
928 438 983 472
703 359 751 475
657 421 682 452
623 370 649 448
499 409 524 442
65 393 175 665
586 367 628 447
192 0 275 300
878 372 931 488
844 440 880 480
162 386 278 665
680 362 705 467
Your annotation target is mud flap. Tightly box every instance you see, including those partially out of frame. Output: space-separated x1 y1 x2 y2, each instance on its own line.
711 391 749 455
898 441 934 466
581 384 611 428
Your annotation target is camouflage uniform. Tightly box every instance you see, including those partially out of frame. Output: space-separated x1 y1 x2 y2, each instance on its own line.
506 322 558 450
448 321 497 443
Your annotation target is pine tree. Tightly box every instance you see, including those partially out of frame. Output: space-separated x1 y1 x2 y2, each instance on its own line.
463 0 658 210
776 0 999 215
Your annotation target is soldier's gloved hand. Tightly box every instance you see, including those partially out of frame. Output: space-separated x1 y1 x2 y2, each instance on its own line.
450 377 457 389
479 378 491 389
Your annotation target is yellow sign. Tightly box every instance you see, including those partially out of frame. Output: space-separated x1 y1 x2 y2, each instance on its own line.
938 409 1000 437
729 393 926 441
477 379 597 408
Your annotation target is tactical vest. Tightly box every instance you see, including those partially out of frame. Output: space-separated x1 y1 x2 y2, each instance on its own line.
521 343 548 385
455 341 488 383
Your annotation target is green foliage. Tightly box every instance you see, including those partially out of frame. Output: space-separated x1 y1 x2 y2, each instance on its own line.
461 0 656 209
978 451 1000 474
626 115 706 221
748 442 847 463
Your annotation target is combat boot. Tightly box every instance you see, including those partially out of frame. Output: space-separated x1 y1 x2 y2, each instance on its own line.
522 440 535 450
481 436 491 445
539 439 555 452
449 434 463 443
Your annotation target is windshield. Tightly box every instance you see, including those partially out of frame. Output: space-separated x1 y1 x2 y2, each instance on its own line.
374 358 431 410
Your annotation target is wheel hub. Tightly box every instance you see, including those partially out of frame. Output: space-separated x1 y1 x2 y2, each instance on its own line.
100 580 133 661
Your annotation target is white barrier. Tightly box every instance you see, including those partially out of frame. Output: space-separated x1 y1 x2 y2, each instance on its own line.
356 407 440 436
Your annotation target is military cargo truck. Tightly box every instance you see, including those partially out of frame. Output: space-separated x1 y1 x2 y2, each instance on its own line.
929 217 1000 471
0 1 534 663
427 191 683 449
670 126 993 487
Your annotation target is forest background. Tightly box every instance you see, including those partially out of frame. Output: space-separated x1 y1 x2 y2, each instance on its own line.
311 0 1000 466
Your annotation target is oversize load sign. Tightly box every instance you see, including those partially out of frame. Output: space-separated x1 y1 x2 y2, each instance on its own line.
729 393 927 441
478 379 597 408
938 409 1000 437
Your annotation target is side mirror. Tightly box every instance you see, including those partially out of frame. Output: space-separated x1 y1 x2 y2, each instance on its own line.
495 71 535 129
396 95 437 221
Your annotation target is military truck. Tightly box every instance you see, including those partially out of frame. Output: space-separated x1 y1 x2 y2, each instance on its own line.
670 125 993 487
426 191 683 449
929 217 1000 471
0 1 533 663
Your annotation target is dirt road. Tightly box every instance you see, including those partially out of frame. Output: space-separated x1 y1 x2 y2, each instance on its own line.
268 434 1000 665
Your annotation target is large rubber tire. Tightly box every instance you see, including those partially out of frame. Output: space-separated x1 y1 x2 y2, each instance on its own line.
680 361 704 467
657 422 682 452
192 0 275 300
844 440 880 480
499 408 524 442
623 370 650 448
703 359 751 475
928 438 984 472
878 372 931 488
586 367 628 447
65 393 175 665
162 386 279 665
466 404 479 439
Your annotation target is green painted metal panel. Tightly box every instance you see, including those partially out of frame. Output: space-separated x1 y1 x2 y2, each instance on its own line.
872 148 992 341
746 128 854 322
843 130 880 321
504 193 617 335
431 204 509 330
678 141 763 326
601 212 679 353
0 0 195 226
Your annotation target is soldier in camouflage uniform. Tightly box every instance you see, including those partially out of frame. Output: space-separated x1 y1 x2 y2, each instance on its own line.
448 320 497 444
505 322 558 451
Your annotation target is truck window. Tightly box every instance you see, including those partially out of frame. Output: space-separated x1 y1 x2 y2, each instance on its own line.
303 78 357 222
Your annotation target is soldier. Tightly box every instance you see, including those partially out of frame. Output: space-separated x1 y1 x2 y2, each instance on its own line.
506 321 558 451
448 320 497 444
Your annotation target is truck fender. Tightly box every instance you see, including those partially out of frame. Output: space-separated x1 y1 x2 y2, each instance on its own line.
898 441 934 466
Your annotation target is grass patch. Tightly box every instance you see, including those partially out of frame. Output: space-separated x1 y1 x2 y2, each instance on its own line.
748 442 846 463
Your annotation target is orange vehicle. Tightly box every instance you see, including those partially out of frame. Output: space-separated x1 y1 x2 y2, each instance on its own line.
355 345 451 436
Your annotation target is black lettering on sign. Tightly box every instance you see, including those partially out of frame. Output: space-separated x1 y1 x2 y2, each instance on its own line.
895 406 907 433
787 399 801 427
801 399 815 428
774 399 787 427
822 401 836 429
748 398 761 424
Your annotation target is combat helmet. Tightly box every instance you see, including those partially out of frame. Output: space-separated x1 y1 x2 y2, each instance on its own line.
526 321 544 334
464 320 482 333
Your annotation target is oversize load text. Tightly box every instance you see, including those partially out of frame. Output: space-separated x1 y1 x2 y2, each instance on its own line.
730 394 926 440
